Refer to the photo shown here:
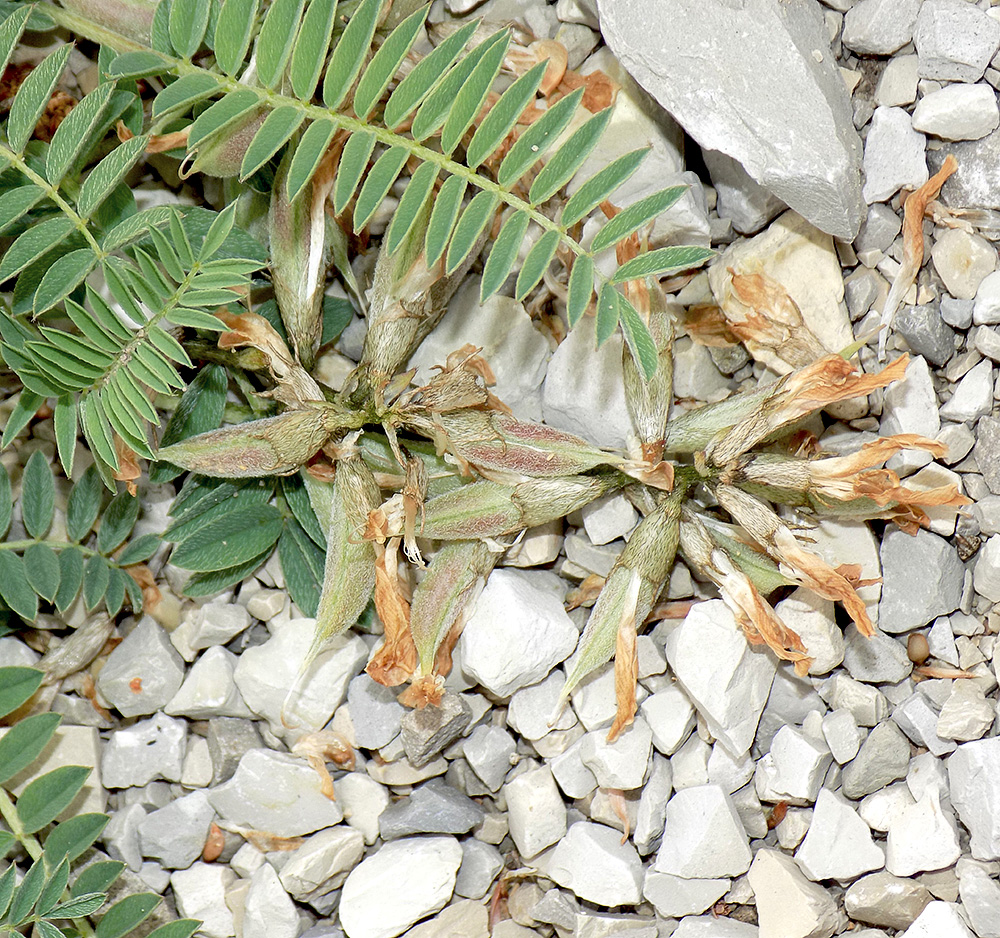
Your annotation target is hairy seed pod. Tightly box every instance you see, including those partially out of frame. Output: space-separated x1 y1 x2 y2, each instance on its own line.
155 407 331 478
184 107 269 179
623 300 674 462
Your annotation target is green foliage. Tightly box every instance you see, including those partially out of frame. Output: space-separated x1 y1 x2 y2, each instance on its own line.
0 460 153 625
0 666 200 938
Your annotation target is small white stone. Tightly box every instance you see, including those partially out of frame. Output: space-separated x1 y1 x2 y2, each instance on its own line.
581 493 638 545
817 673 889 727
933 229 997 300
339 837 463 938
899 900 975 937
941 359 994 423
243 862 301 938
707 743 755 794
244 587 286 621
796 789 886 881
642 871 729 918
541 821 643 907
937 680 995 741
859 782 917 833
579 717 652 790
776 808 813 851
165 646 252 719
886 791 961 876
912 82 1000 140
504 766 567 860
170 863 236 938
929 617 960 667
755 725 833 806
863 106 928 204
748 849 844 938
775 590 844 675
958 862 1000 938
333 773 389 846
654 785 752 878
670 733 711 791
278 826 365 901
822 709 865 764
101 713 186 789
208 749 342 837
180 735 213 789
507 672 577 741
548 737 598 800
640 683 696 755
880 355 940 476
633 755 673 855
233 618 367 735
662 600 776 757
877 54 920 106
170 602 251 657
460 569 578 697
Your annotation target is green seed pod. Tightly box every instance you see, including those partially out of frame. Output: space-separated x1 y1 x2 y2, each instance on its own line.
155 407 331 478
623 299 674 460
184 107 269 179
58 0 158 43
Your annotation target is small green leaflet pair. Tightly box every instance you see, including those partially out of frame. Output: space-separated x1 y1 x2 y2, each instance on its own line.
0 666 201 938
0 455 153 623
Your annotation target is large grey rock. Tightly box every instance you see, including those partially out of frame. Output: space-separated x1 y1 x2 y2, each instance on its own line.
137 790 215 870
703 148 787 235
842 0 922 55
378 778 484 841
949 737 1000 860
399 693 472 768
929 129 1000 211
914 0 1000 82
654 785 752 878
862 106 927 204
877 528 964 633
841 721 912 799
597 0 864 240
975 417 1000 494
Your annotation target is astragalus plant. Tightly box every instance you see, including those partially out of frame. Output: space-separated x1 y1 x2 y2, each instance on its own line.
0 0 967 739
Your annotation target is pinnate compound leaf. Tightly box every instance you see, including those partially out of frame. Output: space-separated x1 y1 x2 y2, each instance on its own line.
567 255 594 327
77 135 150 218
561 147 650 228
66 466 103 542
0 865 14 921
0 464 10 538
515 228 559 300
0 7 31 80
46 82 115 184
289 0 337 100
170 503 283 571
322 0 384 110
591 185 689 253
611 244 715 283
390 22 478 125
0 216 76 283
71 861 124 898
7 44 72 153
529 106 613 204
145 921 202 938
0 712 61 784
0 185 46 235
240 105 304 180
83 555 111 611
596 281 619 347
43 812 109 864
333 130 376 214
353 4 428 121
214 0 258 75
424 174 466 267
497 87 583 189
466 59 547 170
34 249 98 315
105 51 170 80
36 857 70 917
16 765 92 833
97 491 141 555
618 293 658 380
21 449 55 539
55 547 84 612
286 118 337 203
255 0 304 88
279 519 324 616
48 892 108 919
8 856 46 924
353 146 409 231
385 161 437 256
445 190 496 275
0 666 43 718
94 893 161 938
181 546 274 596
439 30 509 154
480 210 530 301
24 543 60 603
151 72 222 119
169 0 210 58
187 90 260 149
